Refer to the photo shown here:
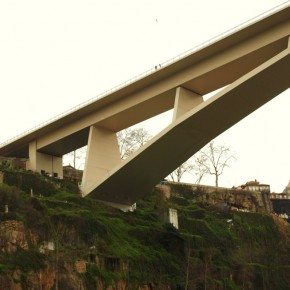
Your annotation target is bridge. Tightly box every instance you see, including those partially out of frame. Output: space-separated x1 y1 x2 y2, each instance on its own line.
1 4 290 210
270 194 290 217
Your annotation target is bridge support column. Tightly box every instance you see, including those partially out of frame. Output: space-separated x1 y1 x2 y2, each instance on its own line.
81 125 121 196
26 141 63 178
172 87 203 120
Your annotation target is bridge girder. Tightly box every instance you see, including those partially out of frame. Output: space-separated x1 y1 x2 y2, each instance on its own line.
0 5 290 209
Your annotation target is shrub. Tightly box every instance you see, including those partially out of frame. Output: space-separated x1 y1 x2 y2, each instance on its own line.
1 249 46 273
3 171 56 196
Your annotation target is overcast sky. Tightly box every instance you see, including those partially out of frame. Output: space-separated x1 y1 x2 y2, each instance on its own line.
0 0 289 192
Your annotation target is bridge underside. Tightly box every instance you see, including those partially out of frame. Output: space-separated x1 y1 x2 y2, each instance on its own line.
0 5 290 210
88 48 290 206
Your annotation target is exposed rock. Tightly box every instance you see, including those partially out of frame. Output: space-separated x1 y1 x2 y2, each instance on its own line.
75 259 86 273
0 182 282 289
0 220 28 253
58 261 84 290
162 182 272 212
37 266 56 290
0 274 15 290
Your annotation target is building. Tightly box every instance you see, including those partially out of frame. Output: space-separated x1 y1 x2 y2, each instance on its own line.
270 180 290 200
63 165 83 182
241 180 270 193
283 180 290 194
270 193 290 199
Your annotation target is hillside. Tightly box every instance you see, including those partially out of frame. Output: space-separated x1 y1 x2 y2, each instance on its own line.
0 169 290 290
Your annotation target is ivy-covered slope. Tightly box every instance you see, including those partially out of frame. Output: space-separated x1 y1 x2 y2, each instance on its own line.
0 170 290 290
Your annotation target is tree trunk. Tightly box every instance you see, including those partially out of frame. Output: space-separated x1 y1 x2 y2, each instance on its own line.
215 174 218 188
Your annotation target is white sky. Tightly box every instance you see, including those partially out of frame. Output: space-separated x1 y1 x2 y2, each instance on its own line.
0 0 289 192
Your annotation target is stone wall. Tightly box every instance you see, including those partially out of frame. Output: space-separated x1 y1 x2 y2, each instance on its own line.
160 182 272 213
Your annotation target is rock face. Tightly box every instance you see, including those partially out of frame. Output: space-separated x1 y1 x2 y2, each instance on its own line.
0 220 79 290
0 220 29 253
161 182 272 212
0 183 275 289
0 220 165 290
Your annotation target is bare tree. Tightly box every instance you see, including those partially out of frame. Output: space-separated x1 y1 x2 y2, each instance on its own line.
117 127 152 159
63 146 87 169
168 160 195 182
197 141 235 187
168 153 209 184
192 154 208 184
45 217 70 290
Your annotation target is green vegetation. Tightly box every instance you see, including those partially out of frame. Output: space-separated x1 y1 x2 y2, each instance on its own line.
0 169 289 289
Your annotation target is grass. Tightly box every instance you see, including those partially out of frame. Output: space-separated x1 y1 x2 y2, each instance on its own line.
0 172 289 289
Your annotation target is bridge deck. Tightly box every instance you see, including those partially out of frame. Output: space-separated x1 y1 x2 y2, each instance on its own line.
89 49 290 204
0 4 290 207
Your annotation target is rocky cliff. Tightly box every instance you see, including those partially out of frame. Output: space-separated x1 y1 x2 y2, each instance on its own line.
0 219 171 290
160 182 273 212
0 173 289 290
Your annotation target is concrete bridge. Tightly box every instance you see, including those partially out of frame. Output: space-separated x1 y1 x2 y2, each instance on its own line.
1 4 290 210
